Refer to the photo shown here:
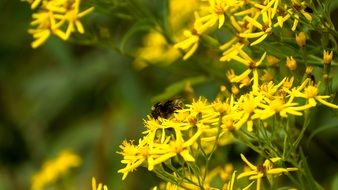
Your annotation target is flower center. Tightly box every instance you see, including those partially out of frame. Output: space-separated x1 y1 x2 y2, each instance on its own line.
270 99 284 112
304 86 318 98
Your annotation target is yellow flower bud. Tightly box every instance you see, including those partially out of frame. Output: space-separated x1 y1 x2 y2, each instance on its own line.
220 85 227 92
323 50 333 64
231 85 239 95
286 56 297 70
261 70 273 81
305 66 313 74
295 32 306 47
266 55 280 66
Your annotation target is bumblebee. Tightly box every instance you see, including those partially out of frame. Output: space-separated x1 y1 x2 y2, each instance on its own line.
304 6 313 13
307 73 316 83
151 98 183 119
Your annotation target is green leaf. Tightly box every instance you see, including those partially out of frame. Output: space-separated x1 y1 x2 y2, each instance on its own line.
307 124 338 145
332 174 338 190
260 42 298 58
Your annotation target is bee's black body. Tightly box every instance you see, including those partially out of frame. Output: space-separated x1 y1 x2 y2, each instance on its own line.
151 99 183 119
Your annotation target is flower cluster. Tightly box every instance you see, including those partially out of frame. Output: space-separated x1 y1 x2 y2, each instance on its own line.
118 74 338 182
118 0 338 181
31 150 81 190
27 0 94 48
174 0 313 60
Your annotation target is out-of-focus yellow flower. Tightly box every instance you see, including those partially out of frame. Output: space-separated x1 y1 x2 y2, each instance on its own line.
266 55 280 66
231 85 240 95
305 66 313 74
261 70 273 82
169 0 199 30
133 32 181 68
238 154 298 190
92 177 108 190
31 150 81 190
295 32 306 47
286 56 297 70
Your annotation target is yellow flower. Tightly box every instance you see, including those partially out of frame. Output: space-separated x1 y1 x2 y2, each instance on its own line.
174 29 200 60
220 43 245 62
230 93 263 131
31 150 81 190
53 0 94 40
286 56 297 70
237 154 298 190
148 128 201 170
174 12 205 60
240 10 273 46
261 70 273 82
291 80 338 109
92 177 108 190
252 97 311 120
266 55 280 66
230 51 267 92
28 0 94 48
28 11 63 48
133 32 180 67
117 138 150 180
323 50 333 65
305 66 313 74
197 0 240 29
29 0 43 9
224 170 236 190
295 32 306 47
231 85 240 95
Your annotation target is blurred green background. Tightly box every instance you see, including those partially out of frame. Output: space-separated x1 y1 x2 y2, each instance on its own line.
1 0 338 190
0 0 218 189
0 0 172 189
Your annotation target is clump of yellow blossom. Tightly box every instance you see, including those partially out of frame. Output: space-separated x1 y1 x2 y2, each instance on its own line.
27 0 94 48
31 150 81 190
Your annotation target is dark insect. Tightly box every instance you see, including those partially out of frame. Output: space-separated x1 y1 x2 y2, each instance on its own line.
304 7 313 13
307 73 316 83
151 98 183 119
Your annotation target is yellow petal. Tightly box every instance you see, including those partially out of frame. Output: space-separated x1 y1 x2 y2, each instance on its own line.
240 154 257 170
